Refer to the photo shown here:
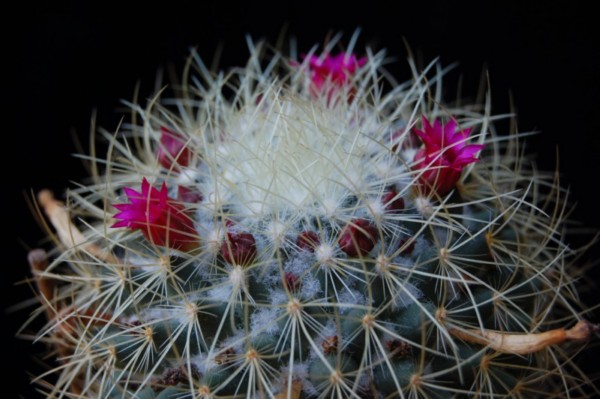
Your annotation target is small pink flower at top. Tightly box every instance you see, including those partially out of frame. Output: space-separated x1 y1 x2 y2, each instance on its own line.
413 117 484 196
156 126 192 170
304 52 367 99
113 178 199 251
177 186 203 204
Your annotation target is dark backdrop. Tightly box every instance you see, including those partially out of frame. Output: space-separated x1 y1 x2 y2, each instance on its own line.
4 1 599 397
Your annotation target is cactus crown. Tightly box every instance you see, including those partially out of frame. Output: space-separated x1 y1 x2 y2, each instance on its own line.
27 35 598 399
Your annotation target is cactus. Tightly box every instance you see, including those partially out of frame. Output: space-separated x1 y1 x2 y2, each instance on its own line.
24 35 599 398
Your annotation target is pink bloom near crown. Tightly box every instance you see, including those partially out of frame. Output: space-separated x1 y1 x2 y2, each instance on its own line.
113 178 198 250
306 53 367 89
413 117 484 196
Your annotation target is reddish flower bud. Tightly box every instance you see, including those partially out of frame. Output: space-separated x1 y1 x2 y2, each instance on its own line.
113 178 198 251
284 272 301 293
397 237 415 255
296 230 320 252
156 127 192 169
221 230 257 266
303 52 366 102
382 191 405 212
338 219 378 257
177 186 203 204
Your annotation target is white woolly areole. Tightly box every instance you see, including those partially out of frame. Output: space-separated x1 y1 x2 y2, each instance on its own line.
267 220 288 246
228 265 246 290
366 197 386 220
204 223 224 253
414 196 434 217
175 166 200 185
375 253 392 274
315 243 336 266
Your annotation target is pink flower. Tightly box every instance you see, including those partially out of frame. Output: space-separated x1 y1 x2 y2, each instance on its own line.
304 53 366 100
156 127 192 169
113 178 199 250
413 117 484 196
306 53 366 88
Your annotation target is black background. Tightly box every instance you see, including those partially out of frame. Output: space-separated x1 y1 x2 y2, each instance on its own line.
4 1 600 397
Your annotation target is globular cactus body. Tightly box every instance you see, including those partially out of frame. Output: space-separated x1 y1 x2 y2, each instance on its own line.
27 36 598 399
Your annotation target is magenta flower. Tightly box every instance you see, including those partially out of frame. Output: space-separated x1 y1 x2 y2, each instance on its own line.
413 117 484 196
156 126 192 170
113 178 199 250
304 53 366 99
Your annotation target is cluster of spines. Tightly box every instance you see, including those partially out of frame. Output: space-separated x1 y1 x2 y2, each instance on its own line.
27 37 597 399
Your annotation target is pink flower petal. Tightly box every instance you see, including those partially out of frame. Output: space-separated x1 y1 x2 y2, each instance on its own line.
156 127 192 169
412 117 484 196
113 179 199 251
302 52 365 101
